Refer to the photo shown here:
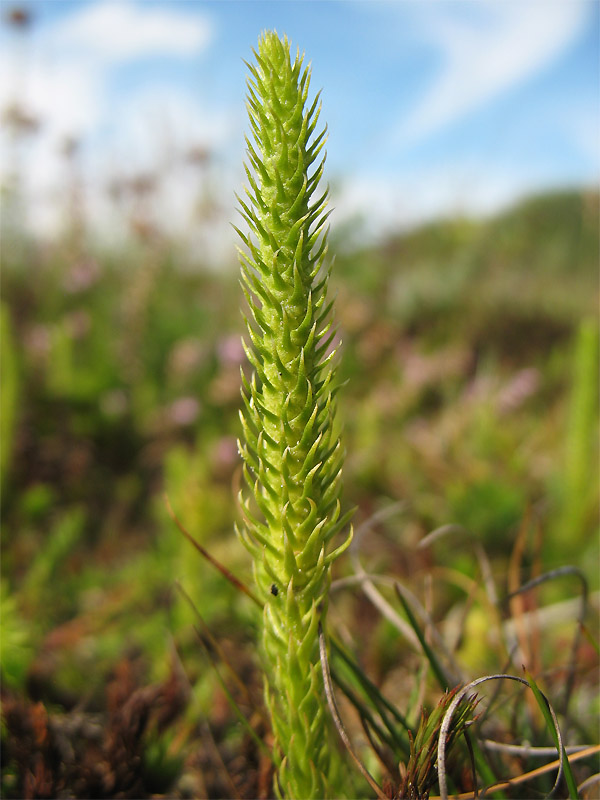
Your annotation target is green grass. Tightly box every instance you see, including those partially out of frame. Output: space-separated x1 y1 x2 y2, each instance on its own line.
1 188 598 798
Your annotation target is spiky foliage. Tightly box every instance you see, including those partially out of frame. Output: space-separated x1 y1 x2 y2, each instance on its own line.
400 690 479 800
235 31 353 798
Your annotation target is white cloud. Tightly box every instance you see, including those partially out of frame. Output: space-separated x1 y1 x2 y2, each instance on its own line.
27 60 102 139
332 158 565 244
90 83 240 251
48 0 212 64
0 1 214 148
1 0 593 250
562 104 600 169
0 1 222 242
397 1 589 146
107 84 236 168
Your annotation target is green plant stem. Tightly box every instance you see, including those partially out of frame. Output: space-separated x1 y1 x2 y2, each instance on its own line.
236 31 352 798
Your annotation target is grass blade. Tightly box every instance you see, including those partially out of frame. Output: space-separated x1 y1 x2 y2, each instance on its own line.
394 582 450 691
318 623 389 800
331 636 412 740
525 668 579 799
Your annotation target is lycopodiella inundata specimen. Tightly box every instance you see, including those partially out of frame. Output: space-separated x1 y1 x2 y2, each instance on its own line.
235 30 353 799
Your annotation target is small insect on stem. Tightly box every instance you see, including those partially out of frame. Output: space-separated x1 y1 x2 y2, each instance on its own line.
270 583 279 596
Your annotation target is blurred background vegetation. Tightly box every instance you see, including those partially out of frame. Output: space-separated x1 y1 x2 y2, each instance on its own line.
1 4 599 799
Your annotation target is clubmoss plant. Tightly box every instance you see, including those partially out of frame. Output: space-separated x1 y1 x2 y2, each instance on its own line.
235 31 353 798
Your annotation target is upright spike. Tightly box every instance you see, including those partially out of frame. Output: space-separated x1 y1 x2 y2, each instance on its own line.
235 31 352 799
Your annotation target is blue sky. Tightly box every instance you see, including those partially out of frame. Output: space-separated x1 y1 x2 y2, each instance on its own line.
1 0 598 255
